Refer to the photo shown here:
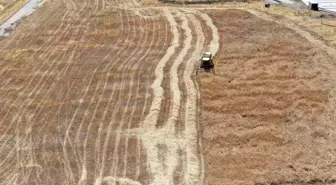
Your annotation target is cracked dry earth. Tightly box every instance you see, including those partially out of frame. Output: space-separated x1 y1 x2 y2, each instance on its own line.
0 0 219 184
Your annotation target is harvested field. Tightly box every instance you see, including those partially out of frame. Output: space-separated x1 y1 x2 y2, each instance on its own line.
200 9 336 185
1 0 336 184
0 0 219 184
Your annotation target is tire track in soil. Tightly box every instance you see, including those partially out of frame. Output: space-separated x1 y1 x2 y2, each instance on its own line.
155 14 182 131
74 9 128 185
125 8 171 182
86 5 151 180
0 1 86 133
161 11 193 184
50 3 120 184
0 0 82 96
59 2 115 182
137 19 168 184
0 2 223 185
0 0 65 62
77 8 130 185
107 11 167 184
121 8 158 180
0 2 72 108
39 2 113 183
88 8 135 182
199 12 219 57
106 11 155 184
89 5 153 185
0 0 70 52
139 9 202 185
0 2 86 181
53 3 130 185
0 0 101 183
136 7 220 185
22 1 97 182
96 9 147 184
182 12 205 185
0 0 121 184
138 8 179 185
22 1 97 183
91 8 133 182
108 12 149 181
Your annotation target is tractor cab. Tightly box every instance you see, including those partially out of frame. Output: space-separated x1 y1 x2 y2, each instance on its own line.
200 52 214 69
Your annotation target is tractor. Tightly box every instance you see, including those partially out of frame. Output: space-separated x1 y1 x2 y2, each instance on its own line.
197 52 215 74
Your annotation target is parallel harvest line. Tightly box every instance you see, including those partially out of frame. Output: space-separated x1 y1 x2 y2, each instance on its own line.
0 0 91 132
92 8 134 180
102 10 150 182
58 0 117 183
135 9 170 180
0 0 70 55
183 12 205 185
121 8 157 178
2 0 100 181
90 8 135 179
157 10 193 185
140 9 180 185
140 9 179 130
23 1 98 179
79 9 129 185
0 15 76 169
0 0 77 94
59 0 110 175
92 8 145 184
